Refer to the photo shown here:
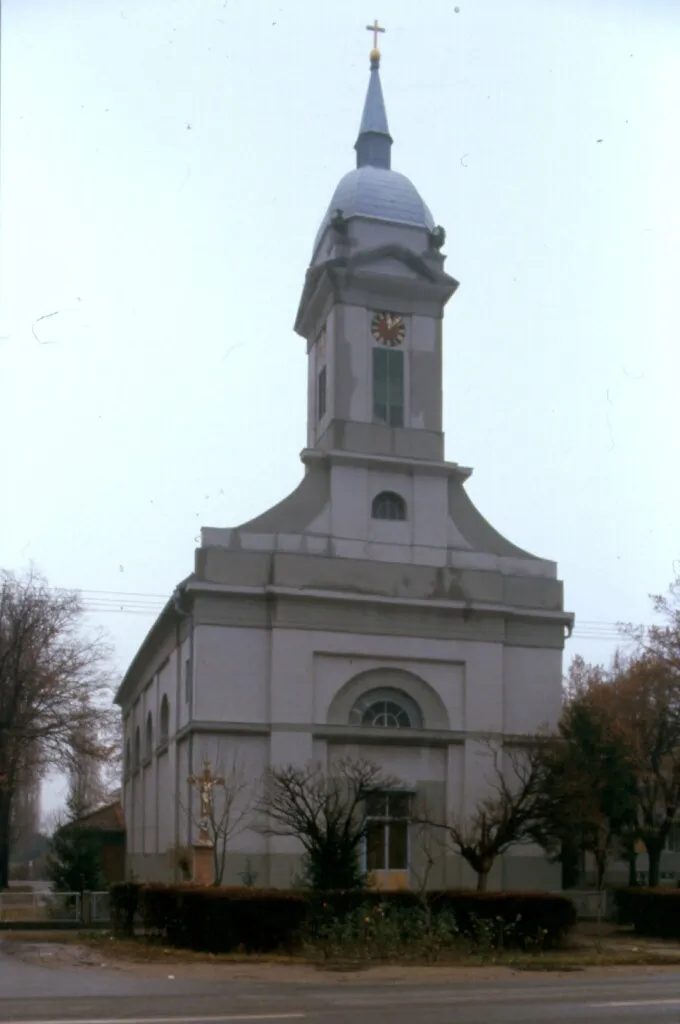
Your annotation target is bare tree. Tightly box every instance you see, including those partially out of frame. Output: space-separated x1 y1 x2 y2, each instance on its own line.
431 739 547 892
186 749 252 885
0 567 115 889
624 573 680 673
9 756 41 858
609 654 680 886
532 656 638 891
67 714 121 815
259 757 397 890
614 574 680 884
409 801 448 926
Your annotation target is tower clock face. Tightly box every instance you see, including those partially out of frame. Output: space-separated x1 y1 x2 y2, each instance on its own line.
371 311 405 347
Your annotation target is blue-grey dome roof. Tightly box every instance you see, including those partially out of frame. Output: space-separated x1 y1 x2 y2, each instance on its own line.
313 166 435 255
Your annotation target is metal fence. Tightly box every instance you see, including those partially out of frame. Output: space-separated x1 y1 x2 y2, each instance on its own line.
90 891 110 923
0 890 110 924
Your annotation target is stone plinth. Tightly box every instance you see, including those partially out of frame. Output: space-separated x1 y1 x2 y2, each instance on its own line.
192 841 214 886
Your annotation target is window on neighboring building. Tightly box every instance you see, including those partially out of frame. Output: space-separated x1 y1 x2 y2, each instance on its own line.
318 364 327 421
371 491 407 521
373 348 404 427
159 695 170 746
145 712 153 759
133 726 141 771
349 688 423 729
365 791 411 872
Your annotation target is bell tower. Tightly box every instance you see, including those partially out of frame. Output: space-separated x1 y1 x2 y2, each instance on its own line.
294 34 458 465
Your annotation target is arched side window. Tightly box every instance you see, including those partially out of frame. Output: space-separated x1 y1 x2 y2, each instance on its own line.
133 726 141 771
145 711 153 760
125 738 131 776
371 491 407 521
350 688 423 730
159 695 170 747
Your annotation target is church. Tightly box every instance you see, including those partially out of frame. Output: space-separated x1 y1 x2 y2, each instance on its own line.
116 33 573 891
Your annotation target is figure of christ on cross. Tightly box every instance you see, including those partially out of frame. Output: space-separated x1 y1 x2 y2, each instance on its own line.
188 761 224 836
366 19 385 54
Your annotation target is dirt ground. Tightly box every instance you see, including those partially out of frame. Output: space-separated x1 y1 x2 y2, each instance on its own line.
3 922 680 984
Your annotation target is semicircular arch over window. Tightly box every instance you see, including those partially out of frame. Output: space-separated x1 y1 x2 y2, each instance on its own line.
350 687 423 729
371 491 407 521
326 667 450 731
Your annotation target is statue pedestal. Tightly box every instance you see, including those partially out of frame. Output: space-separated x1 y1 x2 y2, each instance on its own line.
192 841 214 886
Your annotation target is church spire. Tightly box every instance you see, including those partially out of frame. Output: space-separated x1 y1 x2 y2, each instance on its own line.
355 21 392 170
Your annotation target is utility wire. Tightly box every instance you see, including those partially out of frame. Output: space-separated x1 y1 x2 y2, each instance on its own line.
72 590 645 643
71 593 643 622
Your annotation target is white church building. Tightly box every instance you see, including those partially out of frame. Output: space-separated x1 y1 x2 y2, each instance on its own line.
116 42 573 891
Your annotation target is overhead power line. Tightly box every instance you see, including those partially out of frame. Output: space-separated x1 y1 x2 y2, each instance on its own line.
71 587 645 642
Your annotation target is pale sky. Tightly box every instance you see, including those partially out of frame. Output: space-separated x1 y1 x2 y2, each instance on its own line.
2 1 679 813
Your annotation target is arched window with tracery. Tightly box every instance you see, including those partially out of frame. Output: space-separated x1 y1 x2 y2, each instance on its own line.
371 491 407 521
349 688 423 730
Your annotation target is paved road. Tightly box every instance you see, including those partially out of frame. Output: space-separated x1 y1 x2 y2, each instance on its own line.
2 941 680 1023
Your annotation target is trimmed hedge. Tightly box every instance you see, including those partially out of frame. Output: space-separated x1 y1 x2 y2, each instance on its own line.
614 888 680 937
142 885 307 952
307 890 575 949
109 881 142 937
110 883 576 953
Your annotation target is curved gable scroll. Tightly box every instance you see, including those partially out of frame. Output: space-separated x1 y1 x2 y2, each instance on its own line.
327 667 449 731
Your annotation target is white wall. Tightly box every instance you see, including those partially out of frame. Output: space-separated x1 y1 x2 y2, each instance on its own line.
502 645 562 734
156 748 174 852
190 623 540 738
182 732 269 853
193 625 269 723
328 741 447 787
313 651 463 730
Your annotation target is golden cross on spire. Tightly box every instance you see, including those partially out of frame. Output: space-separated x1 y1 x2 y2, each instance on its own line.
366 18 385 57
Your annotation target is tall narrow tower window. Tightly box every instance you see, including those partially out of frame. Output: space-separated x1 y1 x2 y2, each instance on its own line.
373 348 403 427
318 365 327 421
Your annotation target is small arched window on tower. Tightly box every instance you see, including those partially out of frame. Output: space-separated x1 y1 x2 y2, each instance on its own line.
372 491 407 521
159 695 170 748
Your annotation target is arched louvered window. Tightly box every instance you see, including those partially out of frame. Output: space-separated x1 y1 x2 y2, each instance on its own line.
372 491 407 521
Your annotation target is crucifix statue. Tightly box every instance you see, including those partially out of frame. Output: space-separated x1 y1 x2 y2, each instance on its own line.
188 761 224 840
366 19 385 56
